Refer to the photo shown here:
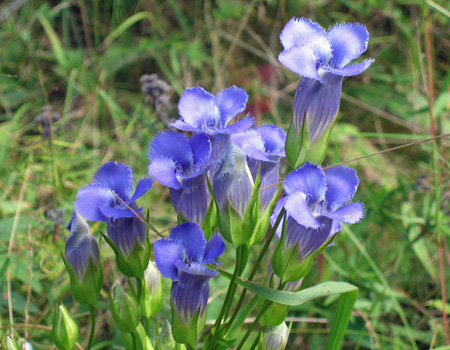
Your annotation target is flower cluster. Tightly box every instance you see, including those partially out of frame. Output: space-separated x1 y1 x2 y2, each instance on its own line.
61 15 372 350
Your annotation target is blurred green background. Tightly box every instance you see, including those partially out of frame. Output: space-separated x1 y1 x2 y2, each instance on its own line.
0 0 449 349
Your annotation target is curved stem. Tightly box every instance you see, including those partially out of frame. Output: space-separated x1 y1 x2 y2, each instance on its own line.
225 209 286 333
87 305 96 350
210 246 244 349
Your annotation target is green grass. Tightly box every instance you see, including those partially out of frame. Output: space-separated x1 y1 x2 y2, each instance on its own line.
1 0 450 349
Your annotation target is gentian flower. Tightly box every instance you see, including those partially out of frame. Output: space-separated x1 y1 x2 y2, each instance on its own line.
64 211 102 306
74 161 153 277
278 17 374 144
271 162 364 282
154 222 225 346
170 86 254 162
148 131 211 223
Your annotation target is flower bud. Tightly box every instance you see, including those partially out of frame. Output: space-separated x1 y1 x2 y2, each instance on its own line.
259 323 289 350
5 337 20 350
140 262 163 318
63 212 103 306
121 323 154 350
155 320 176 350
109 284 140 333
52 303 78 350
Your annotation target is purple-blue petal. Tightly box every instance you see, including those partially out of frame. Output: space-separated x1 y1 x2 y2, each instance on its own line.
327 22 370 68
99 203 142 220
178 87 219 129
169 119 203 133
74 185 114 222
231 131 272 162
92 161 133 201
148 157 182 190
259 163 280 211
129 178 154 203
218 117 254 135
304 71 344 143
169 222 207 262
271 196 287 238
148 130 193 170
215 86 248 127
255 124 286 155
189 133 212 169
324 166 359 211
292 78 322 134
284 193 322 229
228 173 253 216
204 233 225 261
278 46 322 81
285 216 333 260
154 239 183 281
324 202 365 224
283 163 326 203
172 175 210 223
107 216 146 257
279 17 327 51
323 59 374 77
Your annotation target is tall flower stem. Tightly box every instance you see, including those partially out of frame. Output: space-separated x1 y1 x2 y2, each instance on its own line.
87 305 96 350
210 245 245 349
224 209 286 334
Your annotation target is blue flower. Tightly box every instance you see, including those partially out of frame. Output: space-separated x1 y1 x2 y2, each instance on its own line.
271 162 364 261
148 131 211 223
154 223 225 325
278 18 374 143
170 86 254 162
65 211 99 280
74 161 153 221
74 161 153 257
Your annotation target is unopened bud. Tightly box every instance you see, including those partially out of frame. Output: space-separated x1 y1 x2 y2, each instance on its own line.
52 303 78 350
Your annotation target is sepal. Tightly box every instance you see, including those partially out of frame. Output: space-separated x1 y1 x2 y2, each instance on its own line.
155 320 177 350
52 303 78 350
171 299 206 348
121 323 154 350
109 284 140 333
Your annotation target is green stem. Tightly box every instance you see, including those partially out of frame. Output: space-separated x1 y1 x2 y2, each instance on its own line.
224 209 286 333
131 332 137 350
87 305 96 350
249 331 262 350
210 246 244 349
235 300 272 350
136 277 143 303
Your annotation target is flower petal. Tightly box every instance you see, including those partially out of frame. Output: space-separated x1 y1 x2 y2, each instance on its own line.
169 119 203 133
189 133 212 169
283 163 326 204
129 178 154 203
215 86 248 127
231 130 271 162
154 239 184 280
178 86 219 129
284 193 322 229
174 175 210 224
169 222 207 262
93 161 133 201
325 166 359 211
148 130 193 170
270 196 287 238
291 78 322 134
323 202 365 224
74 185 114 222
148 157 182 189
228 172 253 216
323 59 374 77
285 216 333 260
305 71 344 143
327 22 370 68
258 163 280 211
219 116 254 135
278 45 322 81
255 124 286 155
99 203 141 220
280 17 327 51
204 233 225 261
107 216 146 257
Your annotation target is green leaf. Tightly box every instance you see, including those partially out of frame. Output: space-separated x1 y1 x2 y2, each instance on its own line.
217 268 357 306
324 288 358 350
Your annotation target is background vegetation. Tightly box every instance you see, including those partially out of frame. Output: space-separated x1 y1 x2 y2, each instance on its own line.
1 0 449 349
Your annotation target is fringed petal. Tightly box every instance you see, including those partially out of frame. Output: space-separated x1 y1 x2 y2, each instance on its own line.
283 163 326 203
178 86 219 129
92 161 133 201
215 86 248 127
154 239 184 281
169 222 207 262
324 166 359 211
74 185 114 222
